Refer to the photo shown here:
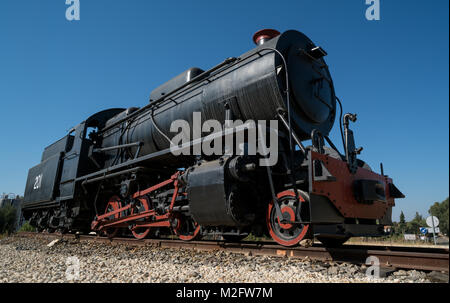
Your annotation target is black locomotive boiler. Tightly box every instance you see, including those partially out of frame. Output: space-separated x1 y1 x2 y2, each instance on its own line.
22 29 404 247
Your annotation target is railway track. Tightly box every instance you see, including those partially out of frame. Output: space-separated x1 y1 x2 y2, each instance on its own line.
16 232 449 273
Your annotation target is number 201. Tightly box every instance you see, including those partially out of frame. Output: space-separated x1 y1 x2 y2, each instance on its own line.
34 174 43 190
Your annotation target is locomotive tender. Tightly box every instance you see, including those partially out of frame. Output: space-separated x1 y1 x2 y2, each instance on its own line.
22 29 404 246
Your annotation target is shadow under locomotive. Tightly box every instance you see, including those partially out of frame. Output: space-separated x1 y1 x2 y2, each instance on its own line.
21 29 404 247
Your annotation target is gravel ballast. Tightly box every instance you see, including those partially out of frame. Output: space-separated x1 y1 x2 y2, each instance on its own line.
0 235 445 283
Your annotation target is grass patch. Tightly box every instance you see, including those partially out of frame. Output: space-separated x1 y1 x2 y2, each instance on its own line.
18 221 36 232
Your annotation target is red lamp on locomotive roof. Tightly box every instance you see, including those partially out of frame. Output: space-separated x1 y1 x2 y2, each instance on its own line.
252 29 280 45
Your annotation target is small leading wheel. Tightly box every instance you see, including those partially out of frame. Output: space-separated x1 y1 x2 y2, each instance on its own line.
172 214 201 241
130 196 151 240
267 190 310 247
102 195 122 238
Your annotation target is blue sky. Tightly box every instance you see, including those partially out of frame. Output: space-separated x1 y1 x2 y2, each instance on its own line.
0 0 448 221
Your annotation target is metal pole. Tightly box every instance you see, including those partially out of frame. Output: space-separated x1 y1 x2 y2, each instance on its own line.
431 215 437 245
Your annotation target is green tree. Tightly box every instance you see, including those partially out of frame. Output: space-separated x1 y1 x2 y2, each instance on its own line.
405 212 426 234
398 211 406 234
429 197 449 236
0 205 18 235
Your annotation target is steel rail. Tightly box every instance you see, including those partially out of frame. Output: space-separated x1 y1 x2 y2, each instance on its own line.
15 232 449 273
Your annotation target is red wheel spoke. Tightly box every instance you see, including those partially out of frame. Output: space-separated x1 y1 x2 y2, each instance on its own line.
103 196 122 238
267 190 310 247
172 214 201 241
131 197 151 239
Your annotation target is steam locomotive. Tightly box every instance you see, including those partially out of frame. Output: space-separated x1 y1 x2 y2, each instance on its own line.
22 29 404 247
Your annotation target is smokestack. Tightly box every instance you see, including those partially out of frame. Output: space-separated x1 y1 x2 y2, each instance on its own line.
252 29 280 45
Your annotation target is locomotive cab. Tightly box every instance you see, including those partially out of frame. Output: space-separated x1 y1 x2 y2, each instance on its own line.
22 108 125 230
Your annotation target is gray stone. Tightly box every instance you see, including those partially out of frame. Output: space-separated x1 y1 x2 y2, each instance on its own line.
393 270 408 276
427 271 449 283
327 266 339 275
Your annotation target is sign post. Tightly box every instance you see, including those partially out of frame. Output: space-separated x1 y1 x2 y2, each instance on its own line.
426 215 439 245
